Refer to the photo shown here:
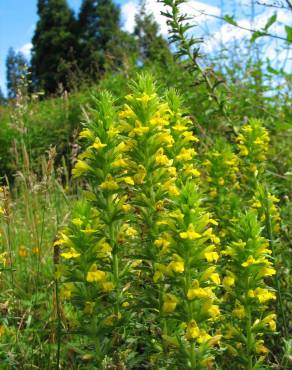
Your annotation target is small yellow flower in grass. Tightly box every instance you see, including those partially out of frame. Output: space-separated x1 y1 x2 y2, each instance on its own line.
256 340 269 354
0 206 4 215
79 128 95 141
210 273 220 285
232 304 245 319
112 158 128 168
204 251 219 263
90 138 107 151
153 270 163 283
218 177 225 186
187 287 214 300
253 288 276 303
19 246 28 258
103 312 122 326
61 248 80 259
154 238 171 251
122 301 130 308
32 247 40 255
129 121 149 137
100 176 119 191
183 164 200 177
72 160 93 177
180 224 201 240
155 148 173 166
208 305 220 319
0 324 6 337
167 261 185 274
186 320 200 339
162 293 179 313
120 176 135 185
242 255 271 267
176 147 197 161
0 252 7 266
222 275 235 289
261 313 277 331
124 226 138 237
197 330 212 344
102 281 115 292
239 145 249 156
86 266 106 282
182 131 199 142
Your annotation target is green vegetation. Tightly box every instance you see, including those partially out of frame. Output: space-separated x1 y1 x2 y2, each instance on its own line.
0 0 291 369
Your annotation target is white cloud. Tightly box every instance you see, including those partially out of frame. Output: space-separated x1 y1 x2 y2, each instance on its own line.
121 0 220 35
18 43 33 57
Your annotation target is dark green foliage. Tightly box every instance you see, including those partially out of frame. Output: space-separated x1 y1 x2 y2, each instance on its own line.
77 0 128 80
0 88 5 105
6 48 28 99
31 0 78 94
134 1 171 64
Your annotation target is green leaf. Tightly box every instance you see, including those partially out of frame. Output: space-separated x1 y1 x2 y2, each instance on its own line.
250 31 265 43
267 65 279 75
285 26 292 43
223 15 237 26
264 13 277 31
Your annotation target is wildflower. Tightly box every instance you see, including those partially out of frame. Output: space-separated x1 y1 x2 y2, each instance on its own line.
101 281 115 292
180 224 201 240
162 294 179 313
204 251 219 262
86 267 106 282
100 176 119 191
187 287 214 300
155 148 173 166
208 305 220 319
90 138 107 151
253 288 276 303
186 320 200 339
232 305 245 319
61 248 81 259
167 259 184 274
79 128 95 140
19 246 28 258
72 160 92 177
120 176 135 185
176 148 196 161
222 275 235 289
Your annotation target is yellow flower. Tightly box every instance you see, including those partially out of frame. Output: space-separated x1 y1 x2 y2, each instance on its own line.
129 122 149 137
72 160 92 177
162 294 178 313
155 148 173 166
183 164 200 177
204 251 219 262
176 148 196 161
18 246 28 258
182 131 199 142
124 226 138 237
208 305 220 319
261 314 277 331
239 145 249 156
210 273 220 285
222 275 235 289
167 260 184 274
86 268 106 282
256 340 269 354
197 330 212 344
112 158 128 167
253 288 276 303
257 267 276 277
180 224 201 240
100 176 119 191
187 287 214 300
154 238 171 251
79 128 95 141
102 282 115 292
90 138 107 151
232 305 245 319
120 176 135 185
61 247 81 259
186 320 200 339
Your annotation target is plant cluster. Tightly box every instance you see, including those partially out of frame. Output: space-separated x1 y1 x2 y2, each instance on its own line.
52 74 281 369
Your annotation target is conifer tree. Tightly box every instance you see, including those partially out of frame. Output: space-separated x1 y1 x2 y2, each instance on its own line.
31 0 78 94
6 48 28 99
134 1 171 64
77 0 124 79
0 87 5 105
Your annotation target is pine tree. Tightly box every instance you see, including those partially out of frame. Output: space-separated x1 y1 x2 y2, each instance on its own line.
0 87 5 105
31 0 78 94
6 48 28 99
134 1 171 65
77 0 124 79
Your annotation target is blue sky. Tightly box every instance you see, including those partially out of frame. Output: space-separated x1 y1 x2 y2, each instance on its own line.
0 0 290 95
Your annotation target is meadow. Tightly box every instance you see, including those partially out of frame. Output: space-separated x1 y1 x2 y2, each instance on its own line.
0 1 291 369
